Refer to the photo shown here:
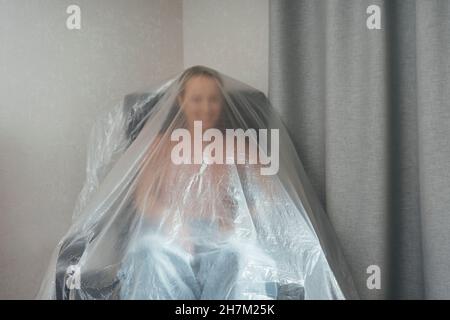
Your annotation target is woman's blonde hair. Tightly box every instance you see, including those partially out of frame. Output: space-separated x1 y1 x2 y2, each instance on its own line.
177 65 224 98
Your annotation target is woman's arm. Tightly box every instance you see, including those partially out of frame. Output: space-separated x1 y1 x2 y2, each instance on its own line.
133 133 167 218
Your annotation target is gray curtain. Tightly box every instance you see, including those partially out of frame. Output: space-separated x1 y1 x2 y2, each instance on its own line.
269 0 449 299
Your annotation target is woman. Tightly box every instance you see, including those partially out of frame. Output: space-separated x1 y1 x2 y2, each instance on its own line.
118 66 279 299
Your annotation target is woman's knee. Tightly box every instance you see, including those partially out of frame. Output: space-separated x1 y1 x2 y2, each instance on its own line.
224 239 276 266
214 240 278 299
119 233 199 299
215 240 277 281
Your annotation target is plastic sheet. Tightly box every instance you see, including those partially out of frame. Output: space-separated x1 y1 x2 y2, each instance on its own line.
37 66 359 300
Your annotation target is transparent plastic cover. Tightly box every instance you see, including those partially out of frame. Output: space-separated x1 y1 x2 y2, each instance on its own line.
37 66 359 300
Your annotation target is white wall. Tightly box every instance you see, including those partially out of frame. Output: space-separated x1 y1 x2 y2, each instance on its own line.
0 0 183 299
0 0 269 299
183 0 269 94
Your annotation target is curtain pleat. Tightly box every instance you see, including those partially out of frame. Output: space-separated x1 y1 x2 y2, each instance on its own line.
269 0 449 299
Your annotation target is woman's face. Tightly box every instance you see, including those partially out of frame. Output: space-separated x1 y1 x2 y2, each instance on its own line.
178 75 224 130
